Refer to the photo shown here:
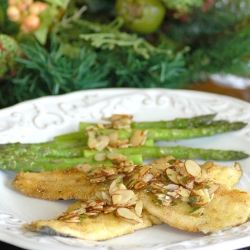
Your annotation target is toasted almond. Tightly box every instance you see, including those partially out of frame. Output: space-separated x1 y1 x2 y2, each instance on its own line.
96 135 110 151
89 176 106 183
192 189 205 196
107 173 126 180
135 200 143 217
207 183 220 194
127 165 152 189
75 163 92 172
163 184 179 190
185 160 201 177
129 129 147 146
94 153 107 162
201 160 214 169
165 168 180 184
116 207 143 223
112 194 123 205
194 188 211 205
106 153 127 161
195 168 208 183
103 206 116 213
176 186 191 197
87 137 99 149
109 180 127 195
112 190 138 206
108 131 119 142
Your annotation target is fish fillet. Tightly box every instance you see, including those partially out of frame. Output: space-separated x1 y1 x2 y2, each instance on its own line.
139 184 250 234
12 159 242 201
24 200 160 241
12 168 108 201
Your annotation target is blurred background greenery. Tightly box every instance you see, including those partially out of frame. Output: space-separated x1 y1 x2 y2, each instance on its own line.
0 0 250 108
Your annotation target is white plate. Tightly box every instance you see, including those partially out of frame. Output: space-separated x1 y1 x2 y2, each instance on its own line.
1 88 250 250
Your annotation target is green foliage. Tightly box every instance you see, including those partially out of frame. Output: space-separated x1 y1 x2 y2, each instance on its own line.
1 0 250 108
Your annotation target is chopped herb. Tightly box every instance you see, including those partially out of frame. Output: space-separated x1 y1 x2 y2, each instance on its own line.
189 195 197 203
171 201 177 206
79 214 88 219
116 177 123 183
189 207 201 214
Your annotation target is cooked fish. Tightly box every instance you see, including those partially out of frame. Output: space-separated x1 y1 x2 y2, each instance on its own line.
23 157 250 240
24 200 159 241
12 158 242 201
12 167 108 201
139 184 250 234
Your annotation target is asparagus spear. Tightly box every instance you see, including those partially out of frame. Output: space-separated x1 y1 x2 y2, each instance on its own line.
95 121 247 140
0 122 246 159
0 154 143 172
78 113 217 130
83 146 249 161
54 121 247 142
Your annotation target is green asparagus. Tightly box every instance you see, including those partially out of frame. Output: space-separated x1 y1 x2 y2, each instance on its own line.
78 113 217 130
95 121 247 140
0 113 248 173
83 146 249 161
0 154 143 172
55 121 246 142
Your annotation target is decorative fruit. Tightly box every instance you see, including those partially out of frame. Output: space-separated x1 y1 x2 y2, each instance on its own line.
115 0 166 34
0 34 21 78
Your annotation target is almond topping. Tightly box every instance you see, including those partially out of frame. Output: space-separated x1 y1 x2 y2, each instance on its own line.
106 153 127 161
134 200 143 217
207 184 220 194
116 208 143 223
96 135 110 151
130 129 147 146
166 168 180 184
94 153 107 162
185 159 201 177
75 163 91 172
202 160 214 169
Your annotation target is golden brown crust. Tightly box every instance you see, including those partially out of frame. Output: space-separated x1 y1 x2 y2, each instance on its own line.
138 184 250 234
24 200 156 241
12 168 107 201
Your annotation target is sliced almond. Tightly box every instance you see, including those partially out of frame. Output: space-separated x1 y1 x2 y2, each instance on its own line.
109 180 127 195
96 135 110 151
201 160 214 169
106 153 127 161
94 153 107 162
195 168 208 183
194 188 211 205
102 167 118 176
112 190 138 206
134 200 143 217
163 184 179 191
75 163 92 172
112 194 123 205
89 176 106 183
103 206 116 213
87 137 98 149
116 208 143 223
165 168 180 184
185 160 201 177
127 165 152 189
129 130 147 146
108 131 119 142
192 189 205 196
207 183 220 195
176 186 191 197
